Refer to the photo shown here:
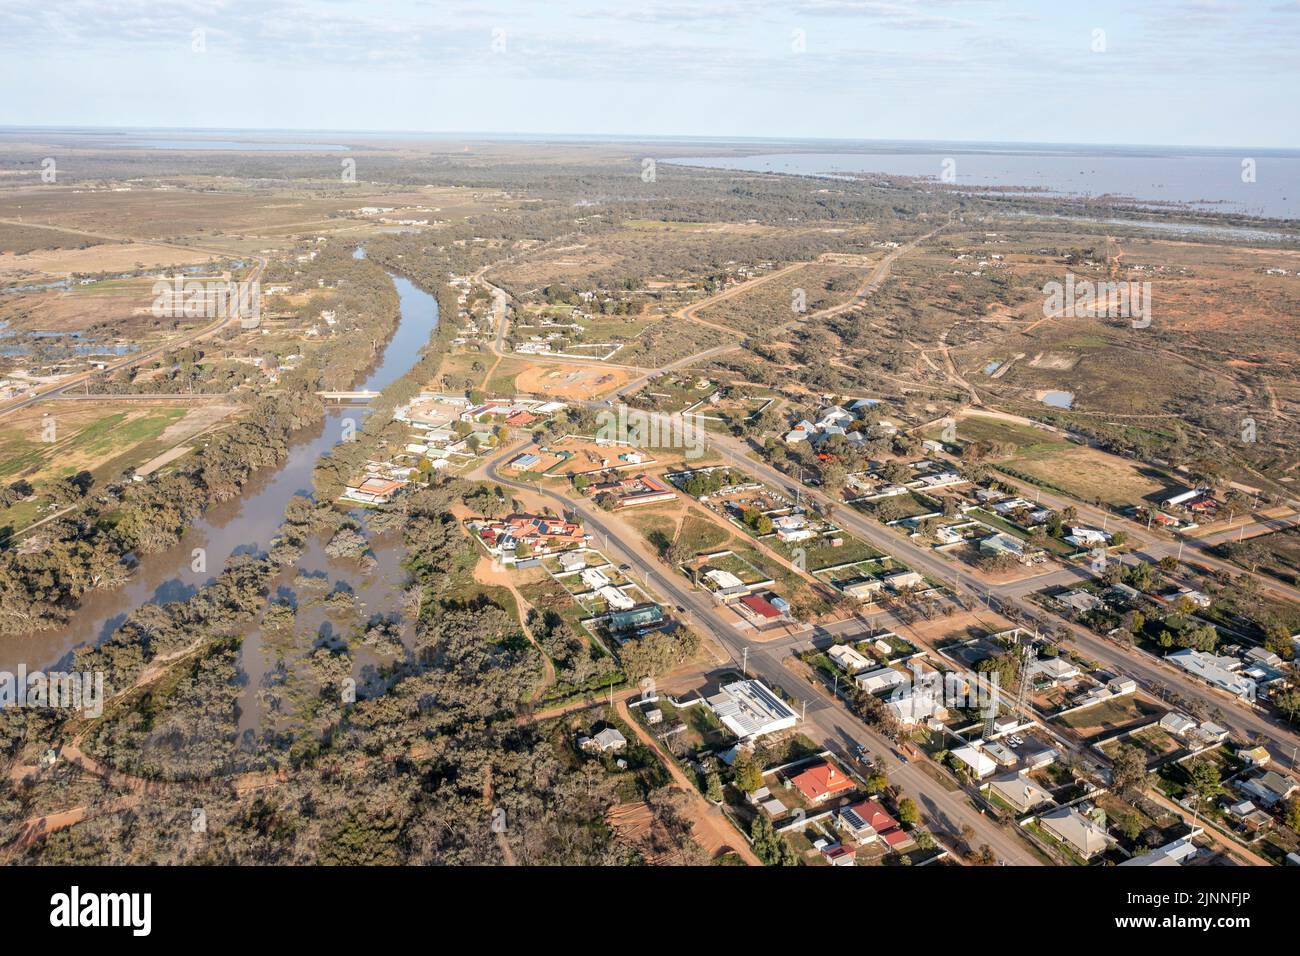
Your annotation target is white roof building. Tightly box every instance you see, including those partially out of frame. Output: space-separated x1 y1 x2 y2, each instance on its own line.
598 586 635 612
1119 834 1200 867
1167 649 1256 700
951 744 997 779
883 570 924 592
581 568 611 590
1031 656 1082 683
706 680 799 740
856 666 906 694
704 568 744 591
828 644 873 675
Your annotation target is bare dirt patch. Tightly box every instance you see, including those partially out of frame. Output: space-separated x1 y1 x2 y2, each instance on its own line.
514 361 633 400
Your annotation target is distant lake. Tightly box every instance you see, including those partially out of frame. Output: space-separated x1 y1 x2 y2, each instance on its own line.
143 140 348 151
669 148 1300 220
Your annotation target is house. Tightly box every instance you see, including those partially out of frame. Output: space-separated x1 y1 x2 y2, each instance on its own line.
951 744 997 779
598 586 635 612
1166 649 1255 700
703 568 746 593
980 532 1026 559
706 680 799 741
592 474 677 508
1064 526 1110 548
1020 742 1060 770
606 603 665 634
1190 721 1229 747
1159 711 1199 738
1246 647 1284 669
855 666 906 694
816 406 855 430
558 551 587 572
829 644 873 675
1059 589 1104 614
1239 746 1271 768
784 420 816 444
1040 806 1110 859
490 514 587 555
822 844 857 866
837 799 899 845
772 513 815 543
504 410 537 427
737 593 787 627
343 476 406 504
1165 586 1212 609
882 570 924 592
1031 656 1081 685
1238 771 1298 807
1119 835 1200 867
888 687 948 725
842 578 885 601
508 452 541 470
580 568 611 590
791 762 855 804
988 773 1053 813
579 728 627 753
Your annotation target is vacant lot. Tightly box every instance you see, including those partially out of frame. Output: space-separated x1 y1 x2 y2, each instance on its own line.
1001 444 1169 509
0 400 236 494
0 222 112 255
514 361 634 400
696 261 870 334
1219 527 1300 587
1055 695 1163 737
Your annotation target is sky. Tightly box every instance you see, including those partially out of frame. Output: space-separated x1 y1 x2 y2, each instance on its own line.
1 0 1297 148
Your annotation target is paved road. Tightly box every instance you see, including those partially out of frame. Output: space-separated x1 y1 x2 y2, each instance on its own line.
693 429 1300 771
478 445 1040 864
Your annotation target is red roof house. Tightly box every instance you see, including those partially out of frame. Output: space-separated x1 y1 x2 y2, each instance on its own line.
740 594 783 620
791 762 855 803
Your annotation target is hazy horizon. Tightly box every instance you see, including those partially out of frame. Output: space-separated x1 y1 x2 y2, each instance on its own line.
2 0 1297 149
5 127 1300 156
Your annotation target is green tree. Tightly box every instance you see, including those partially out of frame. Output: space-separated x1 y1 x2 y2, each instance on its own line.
733 753 763 793
750 814 798 866
1186 758 1224 804
897 797 919 826
705 770 724 803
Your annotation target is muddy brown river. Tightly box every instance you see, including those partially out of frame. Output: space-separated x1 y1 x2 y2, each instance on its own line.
0 259 439 686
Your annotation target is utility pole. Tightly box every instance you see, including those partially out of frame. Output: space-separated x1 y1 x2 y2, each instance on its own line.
742 646 749 678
